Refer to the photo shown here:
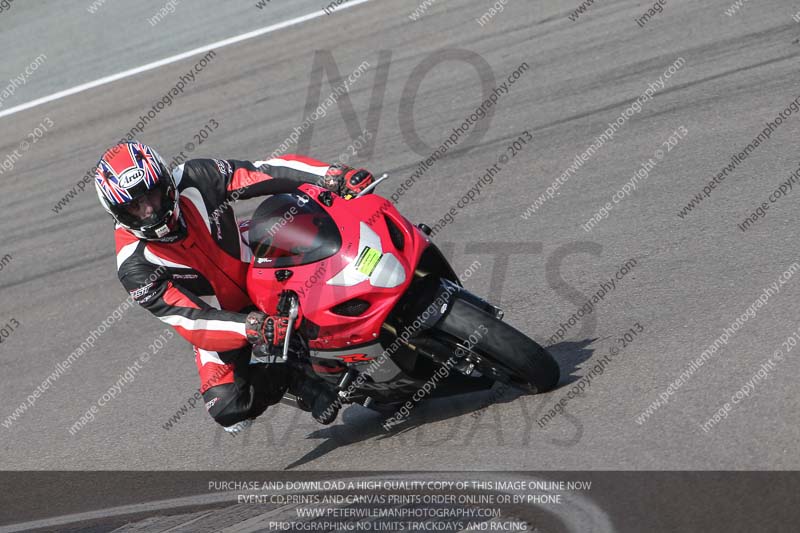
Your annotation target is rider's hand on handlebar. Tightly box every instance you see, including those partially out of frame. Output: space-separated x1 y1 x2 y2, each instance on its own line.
245 311 289 348
322 164 374 199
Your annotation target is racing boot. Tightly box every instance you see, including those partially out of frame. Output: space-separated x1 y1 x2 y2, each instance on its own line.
289 372 340 425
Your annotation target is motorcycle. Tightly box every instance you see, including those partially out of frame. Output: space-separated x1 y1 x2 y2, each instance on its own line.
242 174 560 420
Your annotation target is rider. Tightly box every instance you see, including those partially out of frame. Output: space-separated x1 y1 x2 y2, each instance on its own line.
95 141 373 432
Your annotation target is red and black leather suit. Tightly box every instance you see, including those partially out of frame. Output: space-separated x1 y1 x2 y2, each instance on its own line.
116 155 336 427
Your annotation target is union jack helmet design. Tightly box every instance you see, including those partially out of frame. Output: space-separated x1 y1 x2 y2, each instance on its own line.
94 142 181 240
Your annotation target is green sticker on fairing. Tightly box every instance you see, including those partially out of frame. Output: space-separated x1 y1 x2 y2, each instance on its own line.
355 246 382 276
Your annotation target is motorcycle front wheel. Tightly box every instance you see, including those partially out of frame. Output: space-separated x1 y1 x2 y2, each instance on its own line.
430 293 560 394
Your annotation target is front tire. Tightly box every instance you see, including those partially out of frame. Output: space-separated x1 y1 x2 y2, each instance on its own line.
433 295 560 394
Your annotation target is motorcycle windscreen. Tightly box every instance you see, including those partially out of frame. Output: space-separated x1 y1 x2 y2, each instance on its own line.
248 193 342 268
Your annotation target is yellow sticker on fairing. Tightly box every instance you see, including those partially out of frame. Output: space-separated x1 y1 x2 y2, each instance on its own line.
355 246 382 276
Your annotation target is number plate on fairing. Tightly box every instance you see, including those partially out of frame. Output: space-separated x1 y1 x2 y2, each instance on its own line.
355 246 382 276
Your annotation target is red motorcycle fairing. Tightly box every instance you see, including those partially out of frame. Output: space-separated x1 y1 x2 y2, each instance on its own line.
246 183 430 353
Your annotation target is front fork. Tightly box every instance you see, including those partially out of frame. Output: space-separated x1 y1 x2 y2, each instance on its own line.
381 275 503 378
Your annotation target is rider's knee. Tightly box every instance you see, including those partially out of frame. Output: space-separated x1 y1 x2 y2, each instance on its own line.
202 365 291 427
202 382 252 427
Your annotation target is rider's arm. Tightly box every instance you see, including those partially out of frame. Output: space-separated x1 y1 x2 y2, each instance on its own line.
225 155 332 200
175 156 371 208
176 155 331 203
117 252 249 355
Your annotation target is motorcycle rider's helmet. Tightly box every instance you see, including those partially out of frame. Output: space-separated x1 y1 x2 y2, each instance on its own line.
94 141 182 240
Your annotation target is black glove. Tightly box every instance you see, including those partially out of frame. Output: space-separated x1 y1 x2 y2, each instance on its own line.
245 311 289 348
322 164 374 199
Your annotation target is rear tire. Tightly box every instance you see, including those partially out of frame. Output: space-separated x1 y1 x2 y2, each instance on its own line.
433 295 560 394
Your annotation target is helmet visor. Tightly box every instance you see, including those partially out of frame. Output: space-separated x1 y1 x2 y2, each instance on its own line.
110 177 175 231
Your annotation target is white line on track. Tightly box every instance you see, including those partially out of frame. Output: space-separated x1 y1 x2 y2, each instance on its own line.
0 0 372 121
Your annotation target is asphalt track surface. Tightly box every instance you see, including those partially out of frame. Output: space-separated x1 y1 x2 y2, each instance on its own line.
1 0 800 530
